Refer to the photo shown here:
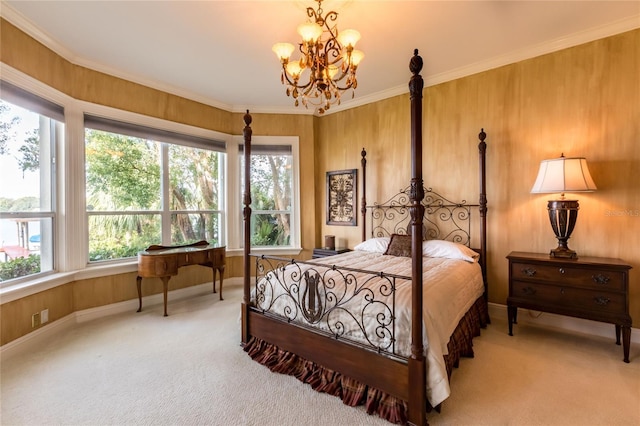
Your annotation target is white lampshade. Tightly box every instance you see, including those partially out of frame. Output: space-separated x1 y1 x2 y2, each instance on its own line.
272 43 295 61
285 60 302 78
297 22 323 43
337 29 360 48
531 155 597 194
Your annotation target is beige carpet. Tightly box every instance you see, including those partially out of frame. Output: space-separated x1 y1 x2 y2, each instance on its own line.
1 280 639 426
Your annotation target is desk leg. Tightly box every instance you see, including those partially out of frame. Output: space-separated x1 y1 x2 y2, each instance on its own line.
212 267 217 294
161 276 170 317
218 266 225 300
136 276 143 312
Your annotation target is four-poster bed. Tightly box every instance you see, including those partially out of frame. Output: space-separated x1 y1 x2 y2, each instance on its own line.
241 50 489 425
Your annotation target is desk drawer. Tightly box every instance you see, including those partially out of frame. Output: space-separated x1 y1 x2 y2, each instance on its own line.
511 262 625 291
511 281 625 314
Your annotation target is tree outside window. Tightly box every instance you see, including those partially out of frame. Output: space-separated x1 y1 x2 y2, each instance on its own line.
85 120 224 262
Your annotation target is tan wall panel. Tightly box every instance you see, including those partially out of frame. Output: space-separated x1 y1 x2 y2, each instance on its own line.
0 284 74 345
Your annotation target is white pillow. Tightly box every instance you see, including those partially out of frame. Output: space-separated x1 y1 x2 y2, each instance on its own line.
353 237 390 253
422 240 479 263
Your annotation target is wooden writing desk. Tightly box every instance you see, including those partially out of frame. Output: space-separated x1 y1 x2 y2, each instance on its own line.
136 240 225 316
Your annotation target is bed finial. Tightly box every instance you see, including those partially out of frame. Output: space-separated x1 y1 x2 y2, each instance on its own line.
409 49 423 76
479 128 486 142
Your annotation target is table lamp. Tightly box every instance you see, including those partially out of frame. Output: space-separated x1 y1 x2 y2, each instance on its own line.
531 154 597 259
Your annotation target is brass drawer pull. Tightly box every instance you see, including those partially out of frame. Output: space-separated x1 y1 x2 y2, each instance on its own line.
522 267 536 277
522 286 537 296
594 296 610 306
592 274 610 285
559 268 565 274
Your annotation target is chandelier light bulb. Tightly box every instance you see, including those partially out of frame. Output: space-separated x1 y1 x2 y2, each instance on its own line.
349 50 364 67
337 29 360 48
286 60 303 78
326 65 339 79
297 22 323 43
272 43 295 61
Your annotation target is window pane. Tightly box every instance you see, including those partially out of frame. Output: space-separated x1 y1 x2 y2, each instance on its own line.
171 213 220 246
88 214 160 261
1 98 57 283
250 153 292 211
0 217 53 282
251 213 291 246
85 129 161 211
169 144 220 210
240 145 294 248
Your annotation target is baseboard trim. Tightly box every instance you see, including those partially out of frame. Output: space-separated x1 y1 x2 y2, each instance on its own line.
1 278 243 361
488 302 640 344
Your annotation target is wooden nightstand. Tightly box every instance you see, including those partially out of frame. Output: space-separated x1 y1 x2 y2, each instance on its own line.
312 247 351 259
507 251 633 363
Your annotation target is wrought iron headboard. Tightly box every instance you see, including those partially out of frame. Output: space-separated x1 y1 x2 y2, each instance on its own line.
367 185 479 247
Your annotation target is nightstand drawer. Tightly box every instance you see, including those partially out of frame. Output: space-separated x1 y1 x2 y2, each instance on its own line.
511 281 626 314
510 262 625 291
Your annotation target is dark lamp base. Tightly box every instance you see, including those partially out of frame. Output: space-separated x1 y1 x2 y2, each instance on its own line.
550 246 577 259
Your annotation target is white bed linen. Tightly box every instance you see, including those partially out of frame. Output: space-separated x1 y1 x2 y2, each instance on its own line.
252 250 484 407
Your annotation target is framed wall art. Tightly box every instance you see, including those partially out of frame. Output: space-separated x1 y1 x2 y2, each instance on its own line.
326 169 357 226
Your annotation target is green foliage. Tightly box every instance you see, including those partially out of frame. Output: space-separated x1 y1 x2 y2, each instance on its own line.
88 214 161 261
89 239 149 262
17 129 40 175
0 101 21 156
1 196 39 212
0 254 41 281
85 130 161 210
251 214 290 246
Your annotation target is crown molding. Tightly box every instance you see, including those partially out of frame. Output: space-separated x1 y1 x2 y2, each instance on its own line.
3 3 638 117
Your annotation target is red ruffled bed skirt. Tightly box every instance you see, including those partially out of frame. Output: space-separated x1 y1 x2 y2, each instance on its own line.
243 296 490 424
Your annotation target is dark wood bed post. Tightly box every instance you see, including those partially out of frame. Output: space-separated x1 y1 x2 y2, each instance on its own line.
361 147 367 242
478 129 488 299
241 110 252 345
408 49 427 426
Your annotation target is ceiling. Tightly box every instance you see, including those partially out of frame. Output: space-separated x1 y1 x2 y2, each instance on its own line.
2 1 639 115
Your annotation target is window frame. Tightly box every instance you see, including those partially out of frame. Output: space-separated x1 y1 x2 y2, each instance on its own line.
0 77 63 287
231 135 301 255
83 113 228 263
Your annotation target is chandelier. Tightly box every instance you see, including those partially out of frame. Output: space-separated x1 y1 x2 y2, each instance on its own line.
272 0 364 114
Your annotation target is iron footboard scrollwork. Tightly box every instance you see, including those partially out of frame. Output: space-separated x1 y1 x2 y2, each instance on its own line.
251 254 411 357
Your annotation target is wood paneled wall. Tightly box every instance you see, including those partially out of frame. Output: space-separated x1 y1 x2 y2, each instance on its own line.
1 18 638 344
316 29 640 322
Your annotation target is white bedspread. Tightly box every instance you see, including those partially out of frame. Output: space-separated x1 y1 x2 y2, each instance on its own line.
253 250 484 407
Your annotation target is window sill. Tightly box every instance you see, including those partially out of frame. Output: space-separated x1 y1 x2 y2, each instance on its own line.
225 247 303 257
0 249 305 304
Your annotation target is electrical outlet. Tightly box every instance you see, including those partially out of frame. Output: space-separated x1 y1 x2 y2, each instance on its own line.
41 308 49 324
32 312 41 328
